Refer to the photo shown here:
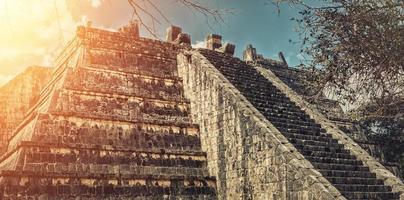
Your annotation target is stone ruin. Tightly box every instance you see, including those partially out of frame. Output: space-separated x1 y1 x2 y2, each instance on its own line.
0 22 402 199
242 44 402 178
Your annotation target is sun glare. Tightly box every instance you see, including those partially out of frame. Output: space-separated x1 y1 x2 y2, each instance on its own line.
0 0 84 85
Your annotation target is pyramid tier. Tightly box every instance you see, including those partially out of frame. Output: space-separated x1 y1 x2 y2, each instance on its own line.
0 141 209 177
0 170 216 199
8 114 202 154
64 67 185 102
87 49 179 78
47 89 190 123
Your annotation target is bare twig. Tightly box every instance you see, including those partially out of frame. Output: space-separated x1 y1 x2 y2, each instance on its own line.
127 0 228 37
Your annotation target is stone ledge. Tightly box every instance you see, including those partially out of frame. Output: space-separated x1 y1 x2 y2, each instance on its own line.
80 66 184 82
0 170 217 182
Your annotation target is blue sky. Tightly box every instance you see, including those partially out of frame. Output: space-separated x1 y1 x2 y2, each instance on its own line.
68 0 304 66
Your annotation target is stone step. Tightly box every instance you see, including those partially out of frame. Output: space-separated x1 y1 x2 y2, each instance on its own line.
249 98 302 109
281 128 324 137
272 122 323 133
217 68 261 78
22 163 209 178
312 162 369 171
3 186 217 198
216 67 257 77
246 87 285 96
283 132 337 143
341 192 400 199
326 177 384 185
272 124 323 134
305 156 362 165
249 96 298 105
291 139 344 150
16 141 207 158
221 69 263 79
318 170 376 178
264 110 311 121
300 150 355 159
249 97 303 108
294 144 349 154
262 110 312 122
256 105 305 115
335 184 392 192
25 150 207 169
0 170 217 183
268 117 319 128
1 171 216 199
277 127 325 136
243 91 290 101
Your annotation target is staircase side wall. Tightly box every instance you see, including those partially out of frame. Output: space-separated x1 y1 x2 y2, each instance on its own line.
254 65 404 200
178 52 345 200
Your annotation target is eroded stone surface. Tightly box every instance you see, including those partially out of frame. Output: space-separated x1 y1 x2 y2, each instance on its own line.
0 26 217 199
249 54 401 178
178 52 344 200
0 66 52 155
178 49 403 200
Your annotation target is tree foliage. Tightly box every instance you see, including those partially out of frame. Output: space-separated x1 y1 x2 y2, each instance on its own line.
284 0 404 120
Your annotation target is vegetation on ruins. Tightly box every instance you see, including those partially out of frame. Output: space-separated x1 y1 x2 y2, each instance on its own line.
273 0 404 178
281 0 403 120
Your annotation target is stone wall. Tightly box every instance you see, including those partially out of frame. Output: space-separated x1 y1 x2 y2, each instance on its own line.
178 51 344 200
0 66 52 154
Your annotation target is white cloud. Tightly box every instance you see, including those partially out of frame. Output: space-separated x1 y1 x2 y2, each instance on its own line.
192 40 206 48
90 0 102 8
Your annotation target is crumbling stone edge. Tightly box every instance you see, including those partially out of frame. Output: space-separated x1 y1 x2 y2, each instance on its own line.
178 50 346 200
254 65 404 200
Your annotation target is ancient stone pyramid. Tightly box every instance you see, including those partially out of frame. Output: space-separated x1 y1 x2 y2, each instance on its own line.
1 23 403 200
0 24 217 199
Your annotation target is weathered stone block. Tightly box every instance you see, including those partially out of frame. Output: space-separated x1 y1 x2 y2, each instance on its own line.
175 33 191 45
206 34 222 50
218 43 236 56
166 25 182 42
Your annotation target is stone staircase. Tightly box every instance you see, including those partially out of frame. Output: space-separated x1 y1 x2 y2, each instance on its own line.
198 49 400 200
0 26 217 199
